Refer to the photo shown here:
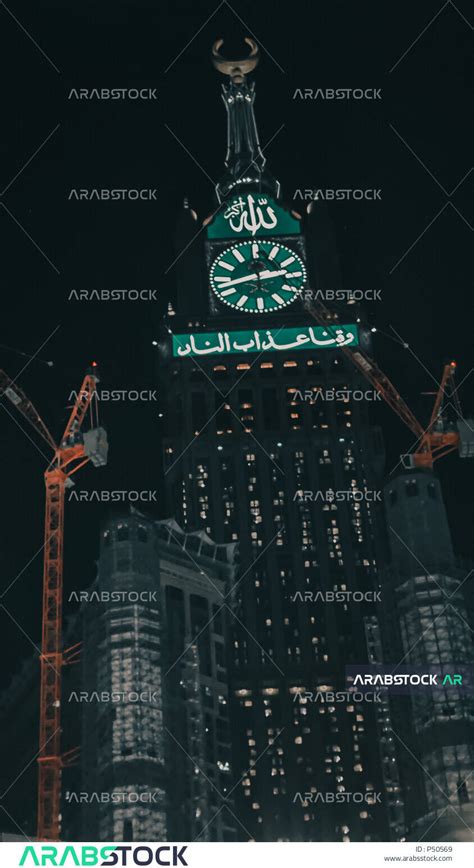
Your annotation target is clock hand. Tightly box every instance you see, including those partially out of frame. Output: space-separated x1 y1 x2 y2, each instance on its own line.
217 273 258 288
258 269 287 280
218 269 286 289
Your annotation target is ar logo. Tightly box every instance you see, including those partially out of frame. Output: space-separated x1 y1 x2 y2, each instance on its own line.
442 674 462 685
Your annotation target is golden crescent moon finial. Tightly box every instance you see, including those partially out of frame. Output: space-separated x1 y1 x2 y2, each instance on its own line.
212 37 259 83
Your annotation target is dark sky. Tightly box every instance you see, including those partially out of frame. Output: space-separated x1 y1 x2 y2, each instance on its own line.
0 0 472 688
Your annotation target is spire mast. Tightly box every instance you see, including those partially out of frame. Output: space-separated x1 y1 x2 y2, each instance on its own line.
211 38 280 202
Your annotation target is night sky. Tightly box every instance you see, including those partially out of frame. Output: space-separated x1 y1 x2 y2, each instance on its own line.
0 0 472 689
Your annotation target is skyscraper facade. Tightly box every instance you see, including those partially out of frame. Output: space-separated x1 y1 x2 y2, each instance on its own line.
158 42 400 842
382 470 474 841
79 511 236 841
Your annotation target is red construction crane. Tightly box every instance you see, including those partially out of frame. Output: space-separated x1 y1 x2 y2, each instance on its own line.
0 364 108 840
303 296 474 469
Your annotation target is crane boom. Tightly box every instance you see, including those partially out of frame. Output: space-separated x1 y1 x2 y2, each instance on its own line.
0 370 57 453
303 296 464 468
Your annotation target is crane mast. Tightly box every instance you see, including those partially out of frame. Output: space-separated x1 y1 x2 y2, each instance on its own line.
37 468 65 842
38 370 106 840
0 366 108 841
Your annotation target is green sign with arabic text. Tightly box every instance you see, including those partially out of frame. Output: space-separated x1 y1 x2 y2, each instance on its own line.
172 325 358 359
207 193 301 239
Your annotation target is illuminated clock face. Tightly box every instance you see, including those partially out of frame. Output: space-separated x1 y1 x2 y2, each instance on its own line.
210 240 306 313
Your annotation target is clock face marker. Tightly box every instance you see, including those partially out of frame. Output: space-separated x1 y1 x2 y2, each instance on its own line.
211 241 306 313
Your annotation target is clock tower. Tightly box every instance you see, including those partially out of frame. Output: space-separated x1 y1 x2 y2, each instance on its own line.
158 41 403 842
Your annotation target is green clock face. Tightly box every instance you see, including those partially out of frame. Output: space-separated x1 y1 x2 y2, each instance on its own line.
210 240 306 314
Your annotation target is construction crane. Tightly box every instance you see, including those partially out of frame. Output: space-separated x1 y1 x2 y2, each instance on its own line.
0 364 108 841
303 296 474 469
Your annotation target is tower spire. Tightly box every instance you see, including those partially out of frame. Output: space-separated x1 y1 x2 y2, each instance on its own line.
212 38 280 203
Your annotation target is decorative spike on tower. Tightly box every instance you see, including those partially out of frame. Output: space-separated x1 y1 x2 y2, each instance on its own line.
212 38 280 202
